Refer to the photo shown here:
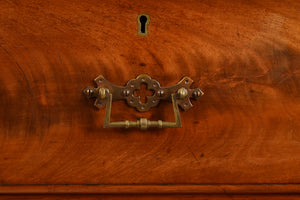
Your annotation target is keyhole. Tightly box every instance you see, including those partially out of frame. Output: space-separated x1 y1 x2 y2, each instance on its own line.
137 14 150 36
133 83 154 103
139 15 147 33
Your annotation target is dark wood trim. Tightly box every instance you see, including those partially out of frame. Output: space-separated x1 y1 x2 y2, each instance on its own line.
1 184 300 194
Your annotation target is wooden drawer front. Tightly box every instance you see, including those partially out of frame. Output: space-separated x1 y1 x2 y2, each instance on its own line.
0 0 299 197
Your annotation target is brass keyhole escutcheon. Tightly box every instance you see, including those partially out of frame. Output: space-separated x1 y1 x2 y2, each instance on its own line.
137 14 150 36
133 83 155 104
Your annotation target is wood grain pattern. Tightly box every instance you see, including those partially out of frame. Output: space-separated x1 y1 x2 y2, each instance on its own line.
1 184 300 194
1 194 300 200
0 0 300 196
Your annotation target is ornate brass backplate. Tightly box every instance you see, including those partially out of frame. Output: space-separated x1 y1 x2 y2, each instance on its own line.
83 74 203 130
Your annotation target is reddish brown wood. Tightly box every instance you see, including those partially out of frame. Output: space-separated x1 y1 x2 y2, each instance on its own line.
1 184 300 194
0 0 299 197
1 194 300 200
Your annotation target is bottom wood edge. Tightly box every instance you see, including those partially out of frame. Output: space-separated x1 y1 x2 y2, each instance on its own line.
0 184 300 194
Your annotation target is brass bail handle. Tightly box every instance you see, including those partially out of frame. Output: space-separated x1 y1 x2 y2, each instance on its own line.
83 74 203 130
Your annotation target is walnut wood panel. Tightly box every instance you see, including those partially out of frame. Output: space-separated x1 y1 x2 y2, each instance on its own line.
0 0 300 194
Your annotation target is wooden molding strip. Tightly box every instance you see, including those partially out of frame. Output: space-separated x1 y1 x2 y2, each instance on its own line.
0 184 300 194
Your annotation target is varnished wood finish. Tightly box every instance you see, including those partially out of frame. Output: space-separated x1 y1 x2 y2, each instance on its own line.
1 184 300 194
0 0 300 197
1 195 300 200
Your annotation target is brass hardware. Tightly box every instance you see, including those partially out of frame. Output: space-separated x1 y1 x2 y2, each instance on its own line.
98 87 107 99
104 92 181 130
177 87 188 99
83 74 203 130
137 14 150 36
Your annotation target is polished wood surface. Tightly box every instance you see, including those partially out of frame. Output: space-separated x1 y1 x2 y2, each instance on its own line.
1 194 300 200
1 184 300 194
0 0 300 197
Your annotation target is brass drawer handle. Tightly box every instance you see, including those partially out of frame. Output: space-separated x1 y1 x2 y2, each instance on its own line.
83 74 203 130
